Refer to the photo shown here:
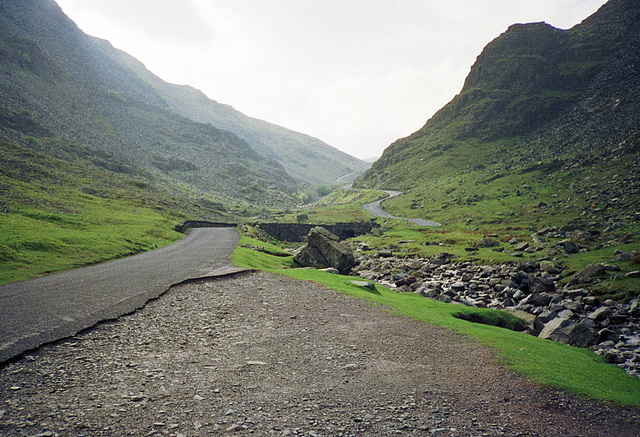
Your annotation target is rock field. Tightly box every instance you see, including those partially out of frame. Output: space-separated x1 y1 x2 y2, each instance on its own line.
352 243 640 378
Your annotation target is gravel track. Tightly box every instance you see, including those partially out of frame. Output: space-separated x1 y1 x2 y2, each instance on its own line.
1 271 639 436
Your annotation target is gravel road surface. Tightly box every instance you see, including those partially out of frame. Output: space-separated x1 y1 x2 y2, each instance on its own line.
1 271 638 436
0 227 241 363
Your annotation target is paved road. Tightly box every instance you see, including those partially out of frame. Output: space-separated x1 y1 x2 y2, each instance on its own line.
363 190 441 226
0 227 242 363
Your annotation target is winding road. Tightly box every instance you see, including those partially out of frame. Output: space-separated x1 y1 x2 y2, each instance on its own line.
363 190 441 226
0 192 436 364
0 227 242 362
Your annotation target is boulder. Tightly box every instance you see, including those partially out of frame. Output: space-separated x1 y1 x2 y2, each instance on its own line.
293 227 355 274
539 261 563 274
395 276 417 288
587 306 612 321
567 263 608 285
349 280 377 292
538 318 597 347
597 328 619 343
615 251 634 262
474 238 500 248
505 309 539 335
522 276 556 294
559 240 580 254
537 310 558 324
519 293 552 307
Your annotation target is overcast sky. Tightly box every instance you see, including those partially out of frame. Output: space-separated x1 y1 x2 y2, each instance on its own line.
55 0 608 160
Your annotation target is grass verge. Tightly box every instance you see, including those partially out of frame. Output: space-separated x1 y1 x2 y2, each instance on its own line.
0 141 189 284
233 234 640 407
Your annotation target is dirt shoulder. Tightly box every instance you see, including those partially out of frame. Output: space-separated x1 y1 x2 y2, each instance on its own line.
1 271 639 436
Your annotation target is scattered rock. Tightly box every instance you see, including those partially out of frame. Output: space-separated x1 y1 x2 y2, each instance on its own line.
588 307 612 321
474 238 500 248
538 318 597 348
353 252 640 377
559 240 580 254
568 263 609 285
349 281 377 292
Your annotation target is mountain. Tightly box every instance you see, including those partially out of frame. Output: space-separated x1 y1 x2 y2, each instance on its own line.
1 0 367 216
355 0 640 231
0 0 302 210
102 43 370 186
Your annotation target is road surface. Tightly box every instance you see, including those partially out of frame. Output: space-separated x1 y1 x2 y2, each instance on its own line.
0 227 242 362
363 190 441 226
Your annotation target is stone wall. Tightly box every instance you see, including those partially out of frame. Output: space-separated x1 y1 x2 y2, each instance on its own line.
258 222 378 242
174 221 238 233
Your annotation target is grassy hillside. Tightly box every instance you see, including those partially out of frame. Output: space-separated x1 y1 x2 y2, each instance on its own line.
0 139 235 284
0 0 299 209
105 45 370 186
355 0 639 240
0 0 363 285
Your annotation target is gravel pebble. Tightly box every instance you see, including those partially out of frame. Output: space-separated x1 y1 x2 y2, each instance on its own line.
1 271 639 436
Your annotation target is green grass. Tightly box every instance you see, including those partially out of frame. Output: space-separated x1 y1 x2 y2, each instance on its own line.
559 243 640 301
0 186 184 284
233 234 640 407
352 224 540 263
279 188 387 223
280 184 638 283
0 141 191 284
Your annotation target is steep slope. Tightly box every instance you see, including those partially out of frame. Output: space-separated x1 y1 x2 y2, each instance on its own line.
0 0 297 208
100 42 370 186
0 139 206 284
355 0 640 232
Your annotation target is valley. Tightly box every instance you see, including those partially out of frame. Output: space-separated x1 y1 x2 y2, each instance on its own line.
1 0 640 427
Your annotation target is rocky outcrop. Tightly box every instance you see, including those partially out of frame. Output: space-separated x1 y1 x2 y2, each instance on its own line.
293 227 355 274
352 251 640 377
568 263 614 285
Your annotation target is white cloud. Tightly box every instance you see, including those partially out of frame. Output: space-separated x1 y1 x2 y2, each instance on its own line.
55 0 608 159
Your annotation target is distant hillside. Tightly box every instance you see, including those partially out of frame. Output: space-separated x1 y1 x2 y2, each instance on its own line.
0 0 291 281
0 0 363 214
355 0 639 231
102 44 370 186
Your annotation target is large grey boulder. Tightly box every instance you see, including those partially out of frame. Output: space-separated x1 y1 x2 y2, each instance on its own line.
558 240 580 254
293 227 355 274
538 317 597 348
474 238 500 248
567 263 609 285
